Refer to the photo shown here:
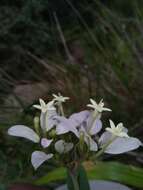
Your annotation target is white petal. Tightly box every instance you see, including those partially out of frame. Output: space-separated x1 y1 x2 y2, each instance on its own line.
90 99 97 106
87 104 95 109
8 125 40 143
64 143 73 153
39 98 46 107
55 140 73 154
41 138 53 148
117 122 124 128
118 132 129 138
105 128 113 133
105 137 142 154
102 108 112 112
33 105 41 110
31 151 53 170
109 120 115 129
52 94 57 98
55 140 65 153
47 101 56 111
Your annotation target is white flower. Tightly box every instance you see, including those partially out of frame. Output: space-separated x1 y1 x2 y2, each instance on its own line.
106 120 129 138
33 99 56 113
87 99 111 113
99 128 142 154
52 93 69 103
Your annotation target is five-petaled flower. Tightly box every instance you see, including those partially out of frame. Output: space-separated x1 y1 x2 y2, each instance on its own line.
106 120 129 138
52 93 69 103
33 99 55 113
87 99 111 113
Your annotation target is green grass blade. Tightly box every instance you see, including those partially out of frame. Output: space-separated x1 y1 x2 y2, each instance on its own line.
35 162 143 188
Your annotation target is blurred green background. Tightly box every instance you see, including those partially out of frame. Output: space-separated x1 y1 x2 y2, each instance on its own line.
0 0 143 189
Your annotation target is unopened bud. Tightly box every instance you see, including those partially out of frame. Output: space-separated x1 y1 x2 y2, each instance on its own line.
79 131 85 151
49 129 56 138
34 116 40 134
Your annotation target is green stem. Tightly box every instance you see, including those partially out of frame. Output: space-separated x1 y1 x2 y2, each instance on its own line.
95 136 117 159
60 102 65 116
69 171 80 190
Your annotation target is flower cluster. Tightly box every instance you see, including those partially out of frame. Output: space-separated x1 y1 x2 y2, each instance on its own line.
8 94 142 170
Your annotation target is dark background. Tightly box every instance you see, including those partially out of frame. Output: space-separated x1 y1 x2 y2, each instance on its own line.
0 0 143 189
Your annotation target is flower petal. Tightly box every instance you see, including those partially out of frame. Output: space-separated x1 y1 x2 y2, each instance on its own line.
8 125 40 143
41 138 53 148
46 111 58 131
89 137 98 151
105 137 142 154
55 140 73 154
40 111 57 132
55 140 65 153
39 98 46 107
53 116 67 123
69 111 90 126
31 151 53 170
99 131 112 145
33 105 41 110
56 120 70 135
55 117 79 137
102 108 112 112
84 133 98 151
89 119 102 135
109 120 116 129
64 143 73 153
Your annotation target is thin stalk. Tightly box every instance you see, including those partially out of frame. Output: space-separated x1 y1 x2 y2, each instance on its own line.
69 170 80 190
59 102 65 116
95 136 117 159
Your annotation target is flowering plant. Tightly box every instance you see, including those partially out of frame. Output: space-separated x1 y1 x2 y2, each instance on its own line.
8 94 142 190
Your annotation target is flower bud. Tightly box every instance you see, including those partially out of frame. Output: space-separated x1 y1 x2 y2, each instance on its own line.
79 131 85 152
49 129 56 138
34 116 40 134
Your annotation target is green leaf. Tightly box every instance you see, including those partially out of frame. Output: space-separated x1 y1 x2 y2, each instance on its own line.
35 162 143 188
87 162 143 188
78 165 90 190
35 167 66 185
66 169 76 190
66 165 90 190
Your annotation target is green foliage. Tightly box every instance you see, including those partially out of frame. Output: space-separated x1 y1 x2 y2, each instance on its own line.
67 165 90 190
35 162 143 188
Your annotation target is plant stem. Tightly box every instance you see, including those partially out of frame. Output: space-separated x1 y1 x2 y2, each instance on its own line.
69 170 80 190
95 136 117 159
60 102 65 116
